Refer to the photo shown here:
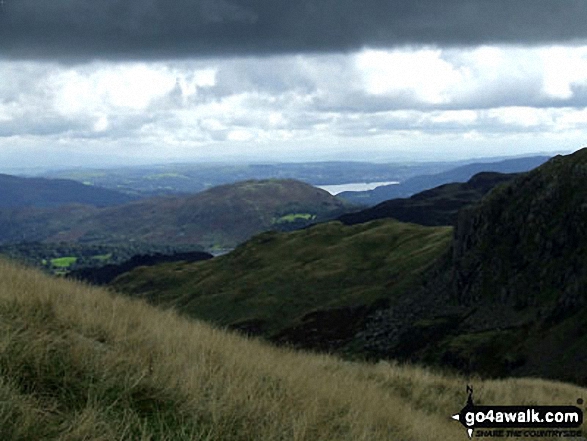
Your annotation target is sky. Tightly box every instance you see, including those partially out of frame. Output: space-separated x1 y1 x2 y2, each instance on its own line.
1 0 587 169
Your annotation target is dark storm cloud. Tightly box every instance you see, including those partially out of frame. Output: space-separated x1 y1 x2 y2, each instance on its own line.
1 0 587 60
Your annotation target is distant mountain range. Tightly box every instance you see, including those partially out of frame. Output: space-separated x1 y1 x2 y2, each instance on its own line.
39 161 463 197
0 179 352 250
338 156 550 206
338 171 517 227
0 173 137 208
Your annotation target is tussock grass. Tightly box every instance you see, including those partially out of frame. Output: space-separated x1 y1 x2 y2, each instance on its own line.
0 258 585 440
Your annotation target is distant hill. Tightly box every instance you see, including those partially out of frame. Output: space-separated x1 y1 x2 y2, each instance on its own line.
0 179 352 250
0 173 137 208
338 156 550 206
338 172 517 227
358 148 587 385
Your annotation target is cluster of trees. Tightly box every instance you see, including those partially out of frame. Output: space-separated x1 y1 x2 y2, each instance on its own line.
0 241 205 274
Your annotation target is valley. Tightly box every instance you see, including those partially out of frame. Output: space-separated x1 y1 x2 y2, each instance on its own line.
110 149 587 387
4 2 587 438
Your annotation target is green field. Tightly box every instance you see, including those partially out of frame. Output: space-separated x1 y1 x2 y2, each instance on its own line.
0 243 205 277
49 256 77 268
272 212 316 224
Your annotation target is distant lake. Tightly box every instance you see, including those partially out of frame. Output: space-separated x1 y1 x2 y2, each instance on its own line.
316 181 399 195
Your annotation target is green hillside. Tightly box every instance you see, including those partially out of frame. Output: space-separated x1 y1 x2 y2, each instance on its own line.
112 219 452 348
1 258 585 440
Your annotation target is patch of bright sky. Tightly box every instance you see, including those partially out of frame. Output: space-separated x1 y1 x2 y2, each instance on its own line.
356 48 461 103
540 46 587 99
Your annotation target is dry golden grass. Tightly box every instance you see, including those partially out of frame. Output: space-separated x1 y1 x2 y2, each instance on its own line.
0 258 585 440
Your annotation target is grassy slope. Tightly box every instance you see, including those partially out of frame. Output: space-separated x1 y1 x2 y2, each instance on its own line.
113 219 452 338
1 258 585 440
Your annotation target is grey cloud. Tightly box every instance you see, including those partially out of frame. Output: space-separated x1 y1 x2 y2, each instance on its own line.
171 54 587 116
329 111 551 138
0 114 87 137
212 58 316 97
1 0 587 60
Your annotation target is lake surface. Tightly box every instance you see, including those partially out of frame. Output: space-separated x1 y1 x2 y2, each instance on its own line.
316 181 399 195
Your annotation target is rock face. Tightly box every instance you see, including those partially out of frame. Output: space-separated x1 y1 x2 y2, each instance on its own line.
452 151 587 312
356 149 587 386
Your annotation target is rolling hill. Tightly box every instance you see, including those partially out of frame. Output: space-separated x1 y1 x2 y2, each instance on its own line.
0 179 352 250
0 173 137 208
338 171 517 227
338 156 550 206
2 258 585 440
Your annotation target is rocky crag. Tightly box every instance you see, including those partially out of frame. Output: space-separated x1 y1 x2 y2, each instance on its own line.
356 149 587 386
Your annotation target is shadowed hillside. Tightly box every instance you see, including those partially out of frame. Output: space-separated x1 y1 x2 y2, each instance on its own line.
67 251 213 285
1 258 585 440
338 171 517 227
338 156 549 206
113 149 587 388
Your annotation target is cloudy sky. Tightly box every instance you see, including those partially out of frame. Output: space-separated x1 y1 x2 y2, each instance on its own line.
1 0 587 169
